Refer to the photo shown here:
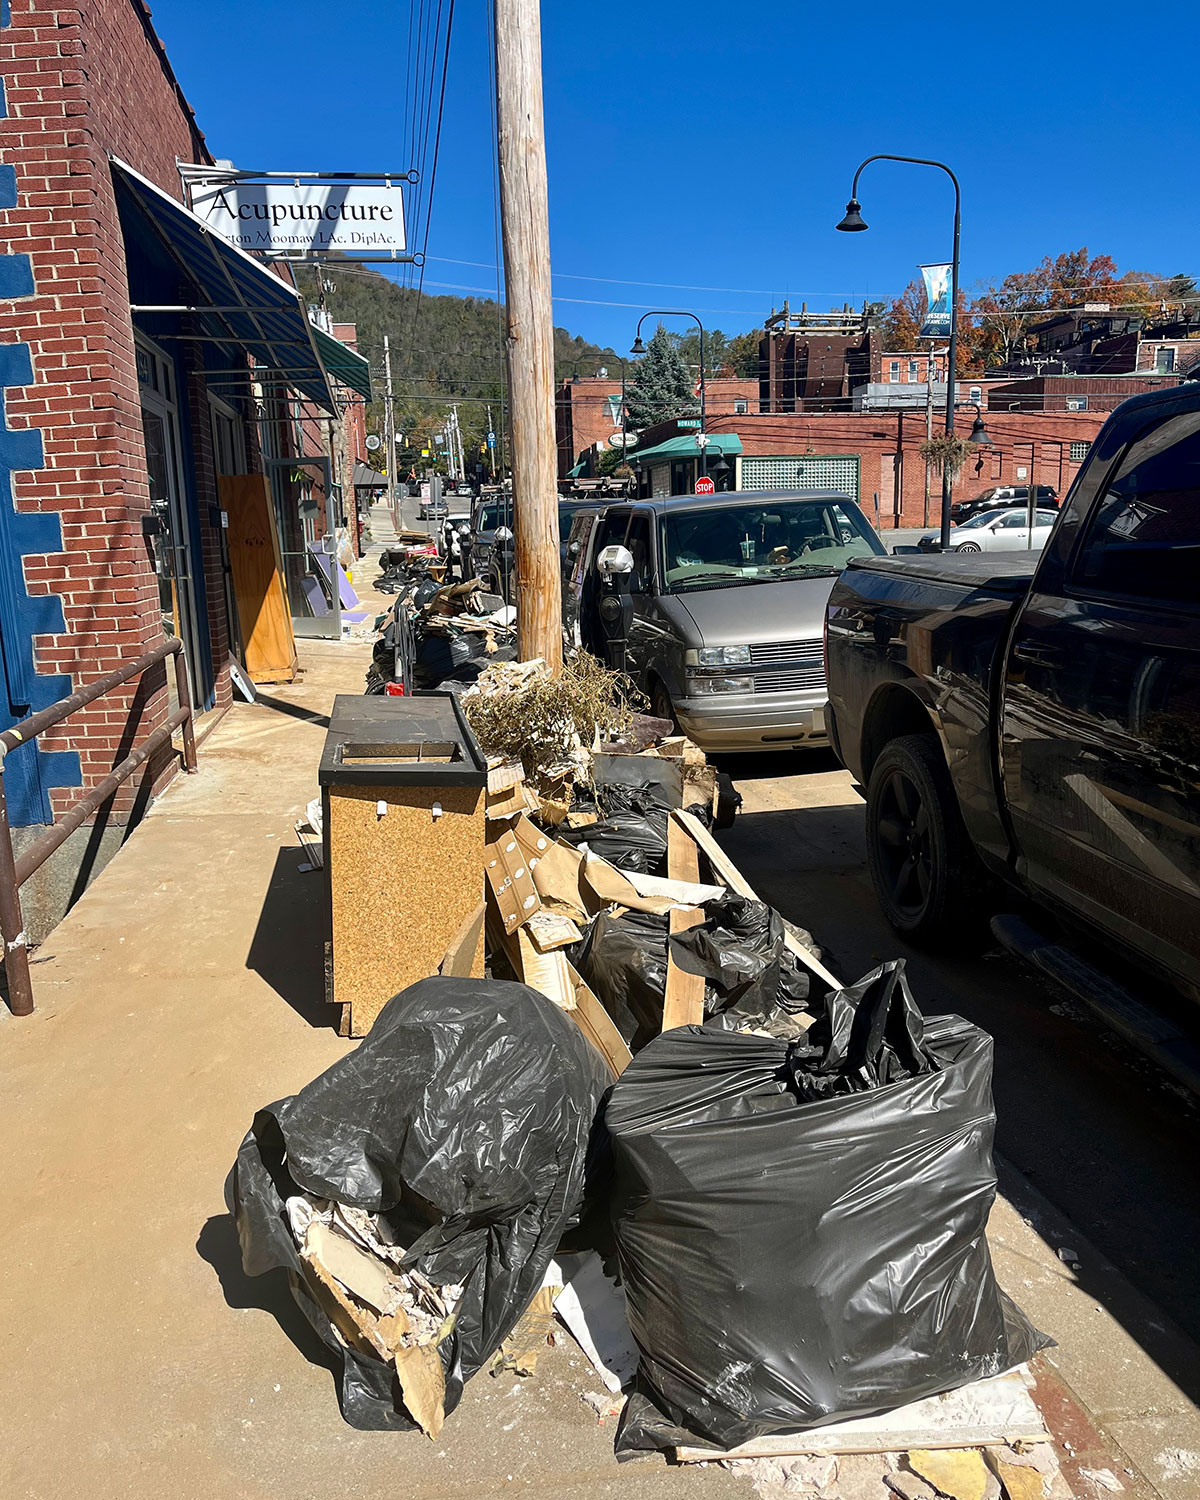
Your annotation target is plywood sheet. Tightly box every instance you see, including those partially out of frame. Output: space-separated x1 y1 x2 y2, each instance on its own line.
219 473 298 684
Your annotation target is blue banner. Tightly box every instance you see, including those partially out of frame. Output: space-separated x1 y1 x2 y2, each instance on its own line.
919 263 953 339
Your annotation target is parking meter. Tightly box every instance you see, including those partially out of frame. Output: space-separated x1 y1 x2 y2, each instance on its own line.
596 543 635 671
494 525 515 605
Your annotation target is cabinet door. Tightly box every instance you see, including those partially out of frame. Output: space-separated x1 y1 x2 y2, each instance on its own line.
1000 410 1200 986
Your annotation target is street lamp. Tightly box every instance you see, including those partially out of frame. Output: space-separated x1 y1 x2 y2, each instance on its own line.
956 401 993 446
630 309 708 481
837 154 961 547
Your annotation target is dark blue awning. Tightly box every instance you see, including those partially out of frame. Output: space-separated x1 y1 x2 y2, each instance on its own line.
111 158 335 413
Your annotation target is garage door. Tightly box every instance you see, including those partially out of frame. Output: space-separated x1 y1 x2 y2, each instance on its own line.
739 454 860 499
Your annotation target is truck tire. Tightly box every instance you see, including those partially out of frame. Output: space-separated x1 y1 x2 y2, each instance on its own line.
865 733 984 945
650 679 678 732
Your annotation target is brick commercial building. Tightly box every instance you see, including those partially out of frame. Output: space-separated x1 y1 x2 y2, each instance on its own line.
632 407 1107 527
0 0 367 936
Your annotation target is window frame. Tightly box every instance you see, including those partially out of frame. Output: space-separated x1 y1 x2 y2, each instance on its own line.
1067 408 1200 615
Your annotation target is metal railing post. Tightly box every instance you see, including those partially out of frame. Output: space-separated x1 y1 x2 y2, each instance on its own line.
0 758 34 1017
173 644 198 773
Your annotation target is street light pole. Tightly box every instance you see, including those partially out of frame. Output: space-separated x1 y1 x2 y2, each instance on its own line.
630 309 708 482
837 154 961 548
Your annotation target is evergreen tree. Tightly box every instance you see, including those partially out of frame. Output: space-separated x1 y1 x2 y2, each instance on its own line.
625 326 699 431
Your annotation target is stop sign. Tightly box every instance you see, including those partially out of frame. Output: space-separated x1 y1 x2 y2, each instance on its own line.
694 475 715 495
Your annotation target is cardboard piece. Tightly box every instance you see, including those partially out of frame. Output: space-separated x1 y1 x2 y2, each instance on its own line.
529 838 593 919
552 1252 639 1395
525 910 584 951
582 852 723 915
485 833 542 933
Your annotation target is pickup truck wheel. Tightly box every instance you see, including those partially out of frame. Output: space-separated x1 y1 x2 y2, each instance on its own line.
866 734 982 944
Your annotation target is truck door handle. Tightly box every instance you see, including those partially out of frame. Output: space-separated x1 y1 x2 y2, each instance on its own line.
1012 642 1065 668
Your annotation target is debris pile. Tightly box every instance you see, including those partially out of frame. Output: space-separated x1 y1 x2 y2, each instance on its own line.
229 656 1061 1484
367 575 517 694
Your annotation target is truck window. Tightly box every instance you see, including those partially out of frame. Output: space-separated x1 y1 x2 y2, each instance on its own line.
625 514 652 591
1075 411 1200 607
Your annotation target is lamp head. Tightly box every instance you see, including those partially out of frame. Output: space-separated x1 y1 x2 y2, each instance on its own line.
969 414 993 446
836 198 868 232
630 336 647 355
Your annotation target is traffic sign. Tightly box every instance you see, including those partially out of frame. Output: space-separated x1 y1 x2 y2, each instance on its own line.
487 431 496 447
677 418 702 429
694 476 715 495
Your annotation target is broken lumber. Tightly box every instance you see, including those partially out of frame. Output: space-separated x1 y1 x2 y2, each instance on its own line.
662 818 705 1031
670 808 841 991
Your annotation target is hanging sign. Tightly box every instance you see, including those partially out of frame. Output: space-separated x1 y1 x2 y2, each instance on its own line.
191 179 407 256
919 263 953 339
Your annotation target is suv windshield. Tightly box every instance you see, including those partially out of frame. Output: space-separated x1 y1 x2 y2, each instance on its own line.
659 498 881 591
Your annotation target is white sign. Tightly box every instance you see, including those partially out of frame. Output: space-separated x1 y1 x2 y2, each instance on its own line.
365 434 381 451
191 179 406 256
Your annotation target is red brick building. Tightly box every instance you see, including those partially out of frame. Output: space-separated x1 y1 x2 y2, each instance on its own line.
633 408 1107 528
0 0 365 934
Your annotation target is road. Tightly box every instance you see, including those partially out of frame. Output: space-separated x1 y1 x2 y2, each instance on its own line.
718 750 1200 1400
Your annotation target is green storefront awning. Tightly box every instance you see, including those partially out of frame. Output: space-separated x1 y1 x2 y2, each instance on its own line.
630 432 743 464
567 460 587 477
312 323 372 400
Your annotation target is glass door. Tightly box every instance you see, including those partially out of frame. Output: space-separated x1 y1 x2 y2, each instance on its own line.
138 338 204 708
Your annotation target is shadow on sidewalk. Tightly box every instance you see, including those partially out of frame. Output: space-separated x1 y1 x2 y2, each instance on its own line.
196 1213 339 1381
246 847 339 1031
253 693 331 729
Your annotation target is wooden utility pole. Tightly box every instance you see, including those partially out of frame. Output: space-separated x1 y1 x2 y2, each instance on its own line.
494 0 562 671
382 334 398 530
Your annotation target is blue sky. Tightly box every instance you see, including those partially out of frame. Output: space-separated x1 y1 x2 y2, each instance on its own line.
154 0 1199 352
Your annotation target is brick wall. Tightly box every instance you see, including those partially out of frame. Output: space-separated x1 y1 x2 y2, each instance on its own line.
557 376 760 476
703 409 1107 527
0 0 214 819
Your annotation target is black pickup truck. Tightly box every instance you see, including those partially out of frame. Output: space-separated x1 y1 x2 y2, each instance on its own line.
825 383 1200 1002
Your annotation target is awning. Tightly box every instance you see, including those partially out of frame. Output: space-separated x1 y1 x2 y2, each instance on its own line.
313 323 372 400
111 158 336 413
630 433 743 464
567 460 587 477
352 461 388 488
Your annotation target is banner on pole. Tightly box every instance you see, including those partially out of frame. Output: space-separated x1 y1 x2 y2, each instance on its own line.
919 263 953 339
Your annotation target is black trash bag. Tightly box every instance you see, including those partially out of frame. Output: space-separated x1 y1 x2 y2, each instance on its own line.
226 976 611 1432
559 781 713 875
609 960 1048 1455
573 908 670 1053
670 894 811 1030
575 896 813 1052
412 631 485 688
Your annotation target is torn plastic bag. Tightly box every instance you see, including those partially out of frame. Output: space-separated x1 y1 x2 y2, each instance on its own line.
574 896 813 1053
670 894 811 1031
226 976 611 1432
560 782 712 875
609 960 1048 1455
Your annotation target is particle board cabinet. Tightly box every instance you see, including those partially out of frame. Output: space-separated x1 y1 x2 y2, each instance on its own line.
320 694 487 1037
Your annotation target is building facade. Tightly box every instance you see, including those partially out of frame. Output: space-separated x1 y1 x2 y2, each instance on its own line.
0 0 364 936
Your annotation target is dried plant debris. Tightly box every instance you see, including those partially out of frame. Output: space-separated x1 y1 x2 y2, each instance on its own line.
462 653 643 793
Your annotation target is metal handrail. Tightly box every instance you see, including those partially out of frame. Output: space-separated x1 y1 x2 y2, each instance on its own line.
0 636 198 1017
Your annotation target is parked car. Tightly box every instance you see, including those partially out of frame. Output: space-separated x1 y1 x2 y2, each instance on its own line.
825 382 1200 1000
474 495 593 596
917 507 1059 553
418 492 448 522
950 484 1058 523
563 489 886 753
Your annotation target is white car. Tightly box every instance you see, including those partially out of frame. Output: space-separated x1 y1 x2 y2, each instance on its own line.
926 507 1059 553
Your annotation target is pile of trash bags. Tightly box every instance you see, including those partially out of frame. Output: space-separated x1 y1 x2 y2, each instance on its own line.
228 950 1045 1449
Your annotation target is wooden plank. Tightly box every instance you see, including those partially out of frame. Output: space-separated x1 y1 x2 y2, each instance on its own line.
663 905 706 1032
674 1369 1046 1463
667 816 701 885
516 925 575 1010
565 961 633 1077
671 809 842 991
438 901 486 978
219 473 298 684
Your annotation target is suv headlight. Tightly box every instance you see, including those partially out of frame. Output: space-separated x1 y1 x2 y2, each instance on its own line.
690 645 752 667
685 672 754 694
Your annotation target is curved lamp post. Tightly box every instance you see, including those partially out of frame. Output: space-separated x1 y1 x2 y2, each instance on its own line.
630 309 708 481
837 155 961 547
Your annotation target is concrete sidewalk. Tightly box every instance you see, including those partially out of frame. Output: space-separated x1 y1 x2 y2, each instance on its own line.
0 640 746 1500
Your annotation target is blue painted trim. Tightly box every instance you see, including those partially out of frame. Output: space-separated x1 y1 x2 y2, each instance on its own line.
0 29 83 824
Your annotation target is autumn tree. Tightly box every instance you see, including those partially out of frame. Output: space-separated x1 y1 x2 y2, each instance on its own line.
880 279 926 350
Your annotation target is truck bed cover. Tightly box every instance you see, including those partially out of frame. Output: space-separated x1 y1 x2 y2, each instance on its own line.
845 551 1039 598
